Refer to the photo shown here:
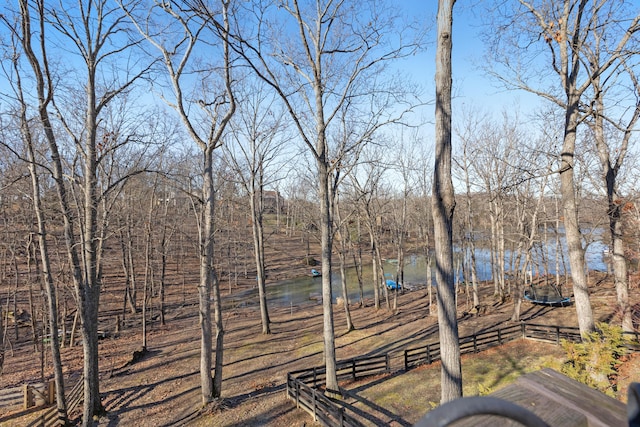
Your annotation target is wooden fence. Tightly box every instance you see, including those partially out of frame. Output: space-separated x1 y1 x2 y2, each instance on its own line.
404 323 522 370
286 323 640 426
286 354 389 427
23 375 83 427
404 322 640 370
287 379 362 427
0 381 55 411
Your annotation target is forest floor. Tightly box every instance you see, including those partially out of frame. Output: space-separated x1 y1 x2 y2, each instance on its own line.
1 230 639 426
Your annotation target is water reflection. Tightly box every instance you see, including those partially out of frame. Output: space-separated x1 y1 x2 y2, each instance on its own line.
231 236 609 308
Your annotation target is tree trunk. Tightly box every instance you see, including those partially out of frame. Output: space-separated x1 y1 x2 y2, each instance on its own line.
199 149 216 403
561 105 595 337
335 203 354 331
212 270 224 398
591 83 634 333
125 222 138 314
318 159 339 395
433 0 462 403
338 247 355 332
0 304 3 375
374 243 391 310
23 117 68 424
249 179 271 334
352 245 364 307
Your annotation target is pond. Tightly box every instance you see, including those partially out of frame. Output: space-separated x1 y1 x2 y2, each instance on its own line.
231 235 610 309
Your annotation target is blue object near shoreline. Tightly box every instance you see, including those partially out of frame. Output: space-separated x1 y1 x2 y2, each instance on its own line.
386 279 401 290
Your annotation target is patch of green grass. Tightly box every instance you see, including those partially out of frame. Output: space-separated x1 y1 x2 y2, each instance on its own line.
294 332 324 358
350 339 566 424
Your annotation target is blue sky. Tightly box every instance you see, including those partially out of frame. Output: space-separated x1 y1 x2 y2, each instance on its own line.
397 1 542 120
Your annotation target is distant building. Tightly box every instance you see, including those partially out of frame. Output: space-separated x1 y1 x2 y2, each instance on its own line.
263 190 284 213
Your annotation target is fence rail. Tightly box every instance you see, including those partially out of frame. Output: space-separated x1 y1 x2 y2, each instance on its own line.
522 323 581 344
404 322 640 370
404 323 524 370
290 354 390 390
0 381 53 410
24 375 83 427
287 377 362 427
286 354 389 427
0 386 26 408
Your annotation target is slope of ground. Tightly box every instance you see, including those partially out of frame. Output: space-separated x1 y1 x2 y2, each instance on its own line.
0 231 638 426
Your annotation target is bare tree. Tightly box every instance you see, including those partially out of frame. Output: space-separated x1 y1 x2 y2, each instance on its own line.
223 78 291 335
584 52 640 333
453 109 486 311
389 135 422 311
334 193 356 332
0 44 68 420
10 1 152 423
486 0 640 337
233 0 419 394
433 0 462 403
350 155 390 311
124 0 235 402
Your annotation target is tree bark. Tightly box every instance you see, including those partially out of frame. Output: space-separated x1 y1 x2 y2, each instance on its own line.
199 149 216 403
20 90 68 423
249 176 271 334
433 0 462 403
318 158 339 394
561 103 595 337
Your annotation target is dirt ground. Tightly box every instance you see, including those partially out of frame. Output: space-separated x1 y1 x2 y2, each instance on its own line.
1 232 639 426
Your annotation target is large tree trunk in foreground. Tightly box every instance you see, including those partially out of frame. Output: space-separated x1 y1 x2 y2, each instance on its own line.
433 0 462 404
561 105 595 337
318 159 339 394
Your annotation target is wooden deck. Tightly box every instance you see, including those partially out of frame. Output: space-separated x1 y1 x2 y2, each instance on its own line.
450 368 627 426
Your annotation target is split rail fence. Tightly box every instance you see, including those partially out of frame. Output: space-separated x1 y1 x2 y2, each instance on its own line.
404 322 640 370
24 375 84 427
286 321 640 427
286 354 389 427
0 375 83 427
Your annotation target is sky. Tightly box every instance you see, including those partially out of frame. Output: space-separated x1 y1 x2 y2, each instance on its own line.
396 1 543 122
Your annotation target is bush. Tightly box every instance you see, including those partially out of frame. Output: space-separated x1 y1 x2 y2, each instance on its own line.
560 322 625 396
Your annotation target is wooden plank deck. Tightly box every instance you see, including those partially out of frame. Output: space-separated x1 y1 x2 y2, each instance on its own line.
450 369 626 427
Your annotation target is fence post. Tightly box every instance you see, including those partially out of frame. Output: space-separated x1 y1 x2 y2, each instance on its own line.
473 334 478 353
521 322 526 339
498 328 502 345
47 379 55 405
385 354 390 374
556 326 560 345
286 373 290 398
313 367 317 388
23 384 33 410
352 359 356 381
426 344 431 364
404 350 408 370
312 387 317 421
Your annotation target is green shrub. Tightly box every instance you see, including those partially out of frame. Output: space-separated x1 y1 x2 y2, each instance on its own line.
560 322 625 396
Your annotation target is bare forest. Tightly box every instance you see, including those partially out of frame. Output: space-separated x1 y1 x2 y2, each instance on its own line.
1 1 639 426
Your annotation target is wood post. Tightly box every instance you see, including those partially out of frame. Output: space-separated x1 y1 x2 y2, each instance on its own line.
23 384 33 409
47 378 55 405
312 387 317 421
